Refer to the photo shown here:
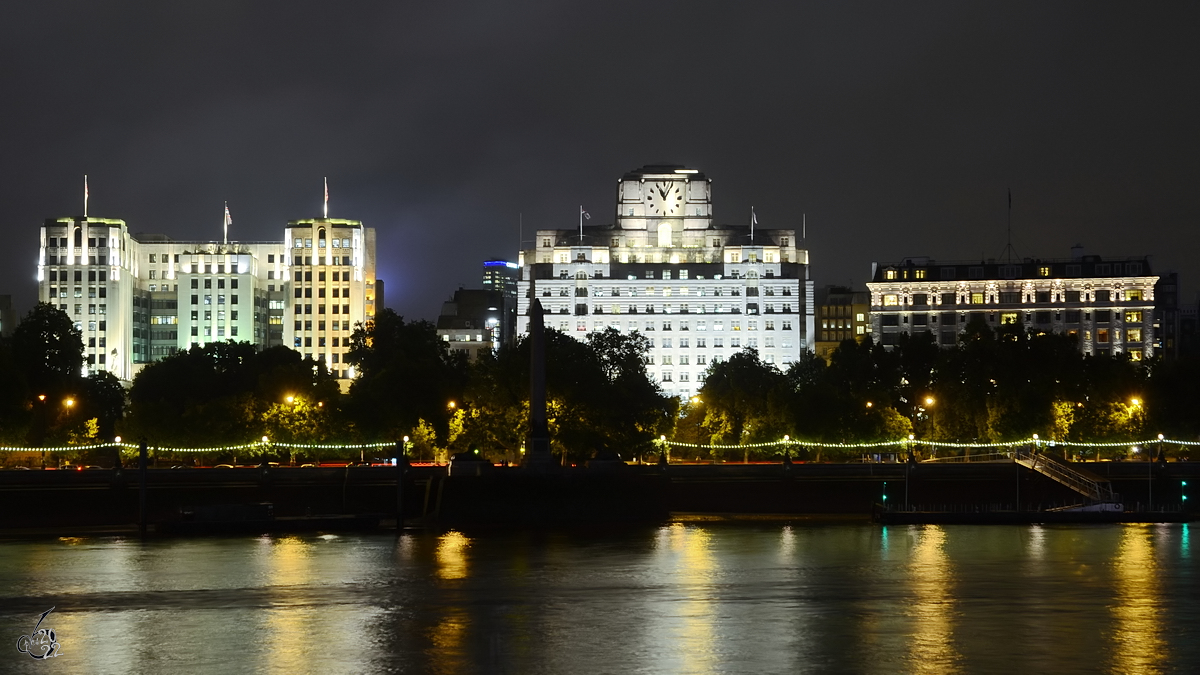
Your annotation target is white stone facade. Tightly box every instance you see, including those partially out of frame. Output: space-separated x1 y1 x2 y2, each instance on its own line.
516 165 815 397
866 256 1158 359
37 216 376 380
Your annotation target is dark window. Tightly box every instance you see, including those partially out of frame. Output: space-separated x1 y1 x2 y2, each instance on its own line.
1036 291 1051 303
191 279 198 289
941 293 956 305
1095 290 1111 302
940 267 956 280
1000 292 1020 304
1035 312 1052 324
913 293 928 307
882 314 900 327
1066 311 1081 323
1096 310 1111 323
1066 291 1081 302
190 295 198 305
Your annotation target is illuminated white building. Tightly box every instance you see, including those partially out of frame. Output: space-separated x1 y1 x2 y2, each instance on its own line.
516 165 815 398
866 252 1158 359
37 215 376 380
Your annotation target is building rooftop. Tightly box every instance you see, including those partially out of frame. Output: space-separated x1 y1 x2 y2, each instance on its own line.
871 255 1154 283
621 164 707 181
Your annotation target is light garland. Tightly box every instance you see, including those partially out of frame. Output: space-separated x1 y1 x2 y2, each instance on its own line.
0 440 400 453
2 437 1197 454
664 436 1200 450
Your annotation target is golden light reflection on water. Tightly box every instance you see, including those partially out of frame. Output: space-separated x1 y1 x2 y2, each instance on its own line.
436 531 471 581
906 525 961 674
262 536 314 675
652 523 719 675
1110 525 1166 675
429 532 473 674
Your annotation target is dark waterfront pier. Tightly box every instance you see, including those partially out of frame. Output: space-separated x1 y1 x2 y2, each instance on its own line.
1 458 1195 536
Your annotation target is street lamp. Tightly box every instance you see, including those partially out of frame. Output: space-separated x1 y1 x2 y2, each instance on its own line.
64 398 74 408
286 395 295 404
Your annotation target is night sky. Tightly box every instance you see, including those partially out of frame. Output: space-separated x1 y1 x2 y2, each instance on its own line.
3 2 1198 321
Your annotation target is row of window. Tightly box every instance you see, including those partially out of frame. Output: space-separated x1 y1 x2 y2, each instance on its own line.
48 287 107 298
189 326 239 338
545 319 795 332
540 303 794 315
188 277 240 289
292 256 354 266
883 262 1146 281
293 237 353 249
294 320 352 332
292 336 348 349
880 309 1144 327
47 270 108 283
58 304 107 315
294 287 351 298
292 304 352 315
882 289 1145 307
189 295 240 305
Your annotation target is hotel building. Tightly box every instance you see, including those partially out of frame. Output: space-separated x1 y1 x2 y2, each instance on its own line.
866 251 1158 359
516 165 815 398
37 215 377 380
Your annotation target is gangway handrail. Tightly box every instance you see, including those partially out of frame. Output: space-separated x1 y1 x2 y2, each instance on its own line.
1011 448 1117 503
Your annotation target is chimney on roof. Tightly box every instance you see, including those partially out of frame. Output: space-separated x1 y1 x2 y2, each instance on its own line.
1071 244 1085 261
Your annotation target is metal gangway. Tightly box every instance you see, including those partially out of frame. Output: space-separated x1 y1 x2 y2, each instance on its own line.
923 447 1119 505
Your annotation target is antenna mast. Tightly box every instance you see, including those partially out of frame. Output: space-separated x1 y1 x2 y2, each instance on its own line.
999 188 1019 262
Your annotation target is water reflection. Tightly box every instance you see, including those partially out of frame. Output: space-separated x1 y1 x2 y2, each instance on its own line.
651 523 719 674
906 525 961 674
435 531 470 581
0 525 1198 674
1109 525 1165 675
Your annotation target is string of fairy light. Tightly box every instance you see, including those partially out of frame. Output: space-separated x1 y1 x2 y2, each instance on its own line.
0 441 400 453
2 436 1198 454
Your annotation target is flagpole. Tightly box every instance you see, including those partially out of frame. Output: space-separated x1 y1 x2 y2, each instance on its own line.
750 206 755 243
224 201 229 245
83 175 88 218
324 177 329 219
579 206 583 243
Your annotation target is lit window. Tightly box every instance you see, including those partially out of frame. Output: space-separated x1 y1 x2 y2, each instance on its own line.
1126 289 1143 301
971 292 985 305
1127 328 1142 342
1125 310 1143 323
1001 312 1019 325
883 295 899 306
915 270 926 279
885 269 897 280
1097 328 1110 343
1039 266 1051 277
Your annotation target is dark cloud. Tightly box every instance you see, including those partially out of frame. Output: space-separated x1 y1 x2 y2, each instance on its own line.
2 2 1198 318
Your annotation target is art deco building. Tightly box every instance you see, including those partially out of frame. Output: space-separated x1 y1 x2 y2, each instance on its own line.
37 214 376 380
516 165 815 398
866 250 1158 359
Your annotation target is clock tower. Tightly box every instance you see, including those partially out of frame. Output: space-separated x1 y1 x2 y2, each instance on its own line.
615 165 712 246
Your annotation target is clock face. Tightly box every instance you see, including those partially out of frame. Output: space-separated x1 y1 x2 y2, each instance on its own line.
645 181 684 215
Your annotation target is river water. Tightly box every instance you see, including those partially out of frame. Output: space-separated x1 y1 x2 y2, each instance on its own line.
0 522 1196 674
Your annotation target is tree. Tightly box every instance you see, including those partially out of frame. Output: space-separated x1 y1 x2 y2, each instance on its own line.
344 310 467 441
699 348 789 449
11 303 83 392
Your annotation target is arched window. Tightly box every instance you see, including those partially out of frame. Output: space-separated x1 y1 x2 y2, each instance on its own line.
317 228 327 248
657 222 672 248
74 226 83 248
